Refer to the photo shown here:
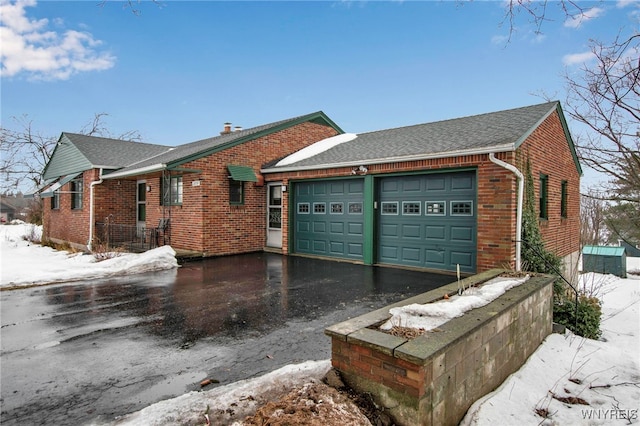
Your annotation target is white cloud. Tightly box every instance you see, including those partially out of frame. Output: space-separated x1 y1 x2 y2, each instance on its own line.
0 0 115 80
617 0 639 8
562 50 596 66
564 7 605 28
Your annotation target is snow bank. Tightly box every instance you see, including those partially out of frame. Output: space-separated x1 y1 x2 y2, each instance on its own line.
110 360 332 426
462 272 640 426
380 275 530 331
0 224 179 288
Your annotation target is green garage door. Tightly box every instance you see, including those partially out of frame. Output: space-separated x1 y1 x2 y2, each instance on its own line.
377 171 477 273
293 179 364 260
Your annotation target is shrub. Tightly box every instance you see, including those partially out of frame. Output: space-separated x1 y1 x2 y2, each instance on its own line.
553 295 602 340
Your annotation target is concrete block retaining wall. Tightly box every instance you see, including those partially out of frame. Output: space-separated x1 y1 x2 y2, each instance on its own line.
325 269 555 426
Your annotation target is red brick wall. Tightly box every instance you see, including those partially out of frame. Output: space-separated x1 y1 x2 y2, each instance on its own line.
43 169 94 249
516 111 581 258
140 121 339 254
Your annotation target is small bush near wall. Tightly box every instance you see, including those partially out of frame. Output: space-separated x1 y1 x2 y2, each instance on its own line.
554 295 602 340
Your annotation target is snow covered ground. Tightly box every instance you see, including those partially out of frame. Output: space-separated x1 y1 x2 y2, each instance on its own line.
0 222 178 288
1 223 639 425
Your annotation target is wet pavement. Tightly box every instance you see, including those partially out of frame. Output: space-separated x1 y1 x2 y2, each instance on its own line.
0 252 453 425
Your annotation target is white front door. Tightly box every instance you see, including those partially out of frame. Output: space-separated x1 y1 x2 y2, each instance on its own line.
136 180 146 236
266 183 282 248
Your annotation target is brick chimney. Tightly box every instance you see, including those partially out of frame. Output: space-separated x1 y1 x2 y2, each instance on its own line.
234 126 243 132
221 122 232 135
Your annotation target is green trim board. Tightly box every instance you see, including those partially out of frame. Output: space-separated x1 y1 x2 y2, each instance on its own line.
227 165 258 182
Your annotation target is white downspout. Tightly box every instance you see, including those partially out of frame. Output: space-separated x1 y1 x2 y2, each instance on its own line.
489 153 524 272
88 168 104 251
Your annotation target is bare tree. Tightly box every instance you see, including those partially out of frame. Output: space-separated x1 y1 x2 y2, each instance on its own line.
0 114 142 194
565 34 640 203
580 193 608 245
0 115 57 194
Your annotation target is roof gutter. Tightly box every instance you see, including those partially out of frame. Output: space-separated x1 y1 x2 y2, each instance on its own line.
88 168 104 251
102 163 167 179
489 153 523 272
261 144 514 174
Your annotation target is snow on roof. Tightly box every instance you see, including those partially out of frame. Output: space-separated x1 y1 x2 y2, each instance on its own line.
275 133 357 167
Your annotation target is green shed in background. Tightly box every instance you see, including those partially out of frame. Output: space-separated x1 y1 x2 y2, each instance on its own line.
582 246 627 278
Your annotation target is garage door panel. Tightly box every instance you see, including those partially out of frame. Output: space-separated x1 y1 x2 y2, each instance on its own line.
452 175 473 190
313 222 326 233
330 241 344 254
451 251 474 267
450 226 474 242
330 222 344 234
348 222 363 236
381 223 399 237
293 179 364 261
297 239 310 250
330 182 344 194
402 224 421 239
313 240 326 252
402 178 421 192
348 243 363 256
380 245 398 261
426 177 446 191
349 181 364 193
425 249 446 265
378 172 476 273
425 225 446 240
297 221 310 232
402 247 421 262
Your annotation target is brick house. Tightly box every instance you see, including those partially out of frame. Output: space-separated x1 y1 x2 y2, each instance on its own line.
40 112 342 254
39 101 581 275
261 101 581 275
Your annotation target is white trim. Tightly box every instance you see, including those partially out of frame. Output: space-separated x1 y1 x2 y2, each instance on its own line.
489 152 524 272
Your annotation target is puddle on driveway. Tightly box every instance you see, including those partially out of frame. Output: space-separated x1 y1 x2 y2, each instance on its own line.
41 253 453 345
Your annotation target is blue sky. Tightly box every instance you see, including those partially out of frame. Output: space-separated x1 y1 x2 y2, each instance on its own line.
1 0 637 186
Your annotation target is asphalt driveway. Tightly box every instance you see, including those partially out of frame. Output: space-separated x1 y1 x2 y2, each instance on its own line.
0 253 452 425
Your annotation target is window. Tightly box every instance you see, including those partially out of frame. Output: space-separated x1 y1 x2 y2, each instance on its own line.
451 201 473 216
298 203 310 214
313 203 326 214
51 190 60 210
426 201 445 215
348 202 363 214
70 176 83 210
403 202 421 215
229 180 243 205
330 202 343 214
561 180 568 218
381 202 398 215
162 176 183 205
539 174 548 219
